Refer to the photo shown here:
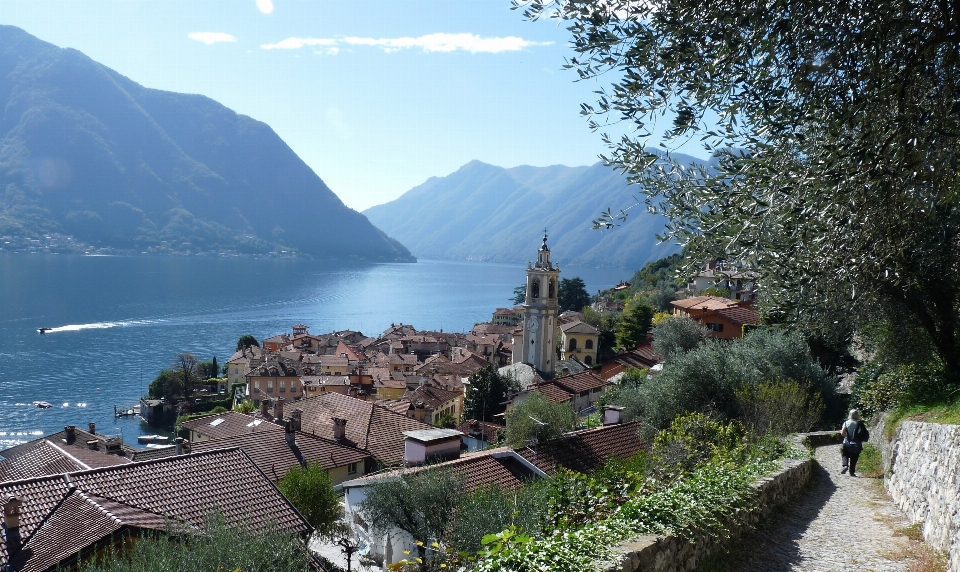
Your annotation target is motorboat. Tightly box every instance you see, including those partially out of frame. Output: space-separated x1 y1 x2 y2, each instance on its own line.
37 327 52 334
32 401 52 409
137 434 170 444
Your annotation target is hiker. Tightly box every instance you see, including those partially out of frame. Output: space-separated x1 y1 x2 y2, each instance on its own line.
840 409 869 476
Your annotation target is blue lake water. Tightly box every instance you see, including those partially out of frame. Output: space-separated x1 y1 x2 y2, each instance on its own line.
0 254 628 448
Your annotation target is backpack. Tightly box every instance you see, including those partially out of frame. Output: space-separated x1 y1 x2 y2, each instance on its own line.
854 420 870 442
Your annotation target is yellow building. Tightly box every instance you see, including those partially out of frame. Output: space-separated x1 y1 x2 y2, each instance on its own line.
558 320 601 366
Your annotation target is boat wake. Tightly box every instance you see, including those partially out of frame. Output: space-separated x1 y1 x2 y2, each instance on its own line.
40 319 157 333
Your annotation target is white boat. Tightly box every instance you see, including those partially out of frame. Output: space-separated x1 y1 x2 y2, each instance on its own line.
137 434 170 444
32 401 52 409
145 443 174 449
37 327 52 334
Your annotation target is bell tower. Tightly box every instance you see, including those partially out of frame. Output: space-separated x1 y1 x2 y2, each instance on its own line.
517 232 559 372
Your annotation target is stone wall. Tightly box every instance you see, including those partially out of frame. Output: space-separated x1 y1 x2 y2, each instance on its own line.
594 435 822 572
883 420 960 572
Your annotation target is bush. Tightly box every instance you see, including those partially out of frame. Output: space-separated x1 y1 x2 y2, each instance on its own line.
651 316 710 362
277 462 340 535
649 413 748 480
504 393 577 447
735 380 825 436
449 481 552 554
76 514 312 572
853 361 946 417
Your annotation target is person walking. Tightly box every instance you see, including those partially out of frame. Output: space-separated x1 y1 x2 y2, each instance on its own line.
840 409 868 476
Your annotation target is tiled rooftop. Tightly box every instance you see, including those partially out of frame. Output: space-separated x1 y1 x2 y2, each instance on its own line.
181 410 282 441
551 371 610 394
0 449 311 572
295 393 434 466
190 430 371 481
516 422 645 476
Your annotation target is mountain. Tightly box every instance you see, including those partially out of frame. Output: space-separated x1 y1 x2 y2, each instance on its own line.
0 26 413 261
363 160 695 268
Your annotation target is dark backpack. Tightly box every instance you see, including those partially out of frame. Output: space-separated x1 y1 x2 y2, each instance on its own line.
854 420 870 442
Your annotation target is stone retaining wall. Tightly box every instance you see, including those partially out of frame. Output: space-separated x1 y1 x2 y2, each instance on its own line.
883 420 960 572
594 436 820 572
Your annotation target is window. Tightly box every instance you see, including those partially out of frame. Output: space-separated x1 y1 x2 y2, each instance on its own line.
347 462 358 475
267 380 274 391
531 279 540 298
568 338 578 351
585 355 593 366
279 380 286 392
585 339 594 350
291 380 297 392
549 280 555 298
706 322 724 332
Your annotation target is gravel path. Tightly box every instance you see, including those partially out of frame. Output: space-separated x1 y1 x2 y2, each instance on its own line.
725 445 914 572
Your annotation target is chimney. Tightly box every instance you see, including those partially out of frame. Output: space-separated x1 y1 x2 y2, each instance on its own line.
86 439 99 451
602 405 625 425
3 495 23 555
88 422 96 435
332 418 347 442
285 419 296 447
290 409 302 433
275 397 284 422
260 399 269 418
64 425 76 445
175 437 184 455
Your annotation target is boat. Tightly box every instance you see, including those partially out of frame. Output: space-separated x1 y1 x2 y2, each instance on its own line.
37 327 52 334
32 401 52 409
137 434 170 444
145 443 174 449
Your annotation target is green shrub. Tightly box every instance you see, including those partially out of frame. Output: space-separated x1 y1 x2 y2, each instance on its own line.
76 514 311 572
649 413 748 479
450 481 552 554
735 379 825 436
504 393 577 447
856 443 883 478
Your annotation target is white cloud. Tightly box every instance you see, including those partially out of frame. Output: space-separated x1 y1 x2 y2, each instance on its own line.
188 32 238 45
260 37 338 50
260 33 552 53
256 0 274 14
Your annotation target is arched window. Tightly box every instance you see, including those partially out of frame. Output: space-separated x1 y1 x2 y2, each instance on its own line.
568 338 578 351
584 355 593 366
532 279 540 298
585 339 594 350
549 280 555 298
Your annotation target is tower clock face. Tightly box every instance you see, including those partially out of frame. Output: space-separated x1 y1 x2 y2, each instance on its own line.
526 317 539 333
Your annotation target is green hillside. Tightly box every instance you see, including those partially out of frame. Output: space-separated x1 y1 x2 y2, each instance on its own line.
0 26 413 261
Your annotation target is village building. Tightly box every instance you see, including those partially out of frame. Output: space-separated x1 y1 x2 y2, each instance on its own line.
491 307 521 326
292 393 439 468
405 385 463 425
457 419 504 451
558 319 601 366
190 410 373 485
301 374 352 397
225 345 263 391
0 449 313 572
600 344 660 380
246 353 304 405
687 263 757 301
670 296 759 339
180 410 282 443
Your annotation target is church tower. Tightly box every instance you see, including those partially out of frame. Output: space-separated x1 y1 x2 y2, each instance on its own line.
517 233 559 373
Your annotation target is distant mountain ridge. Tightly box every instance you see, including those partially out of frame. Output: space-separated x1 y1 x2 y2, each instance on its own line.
364 160 689 268
0 26 413 261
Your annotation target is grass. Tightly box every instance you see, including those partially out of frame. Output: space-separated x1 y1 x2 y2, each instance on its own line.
856 443 883 478
883 395 960 440
891 524 949 572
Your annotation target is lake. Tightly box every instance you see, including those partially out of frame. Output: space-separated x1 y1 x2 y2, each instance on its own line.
0 253 629 448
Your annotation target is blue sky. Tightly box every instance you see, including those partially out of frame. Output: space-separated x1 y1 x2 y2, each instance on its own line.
0 0 706 211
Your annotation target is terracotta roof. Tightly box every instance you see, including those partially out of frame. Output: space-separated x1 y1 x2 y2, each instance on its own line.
191 431 370 481
612 345 660 369
406 386 462 410
517 422 645 476
321 356 349 367
181 411 282 441
0 449 311 572
551 371 610 394
345 448 539 492
493 308 515 315
531 383 573 403
0 440 130 481
559 320 600 335
300 375 351 387
294 393 434 466
670 296 740 312
375 399 413 415
703 306 759 326
1 428 139 471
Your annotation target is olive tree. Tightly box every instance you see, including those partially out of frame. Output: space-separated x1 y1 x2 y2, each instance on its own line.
516 0 960 383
